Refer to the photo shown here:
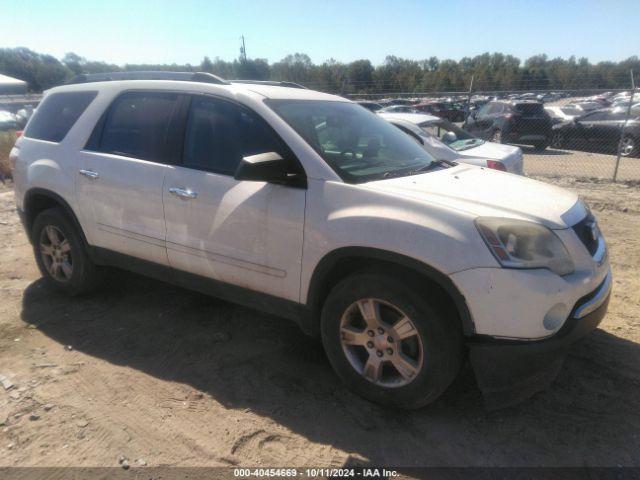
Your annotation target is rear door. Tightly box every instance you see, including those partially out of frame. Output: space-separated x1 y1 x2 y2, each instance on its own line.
162 94 306 302
574 111 608 151
77 91 185 265
596 110 627 151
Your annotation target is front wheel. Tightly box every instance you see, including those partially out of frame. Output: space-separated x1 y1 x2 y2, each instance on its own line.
320 273 462 409
620 135 638 157
551 131 564 148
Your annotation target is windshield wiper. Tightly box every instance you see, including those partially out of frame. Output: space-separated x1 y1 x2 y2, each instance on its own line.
417 158 456 170
382 159 455 179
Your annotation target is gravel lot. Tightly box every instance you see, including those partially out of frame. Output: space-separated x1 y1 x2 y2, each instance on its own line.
0 177 639 469
523 146 640 181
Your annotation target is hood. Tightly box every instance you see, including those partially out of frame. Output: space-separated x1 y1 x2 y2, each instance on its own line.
365 164 585 229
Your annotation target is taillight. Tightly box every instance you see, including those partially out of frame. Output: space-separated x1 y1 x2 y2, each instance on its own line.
15 130 23 138
487 160 507 171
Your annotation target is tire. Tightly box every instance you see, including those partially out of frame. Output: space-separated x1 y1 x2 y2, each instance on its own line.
551 131 564 149
620 135 638 157
32 207 103 295
320 273 463 409
533 142 549 151
491 129 502 143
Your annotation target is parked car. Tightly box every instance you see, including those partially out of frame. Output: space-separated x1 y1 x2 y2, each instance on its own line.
379 112 524 174
15 106 35 127
378 105 420 114
552 109 639 157
356 101 384 112
565 101 603 114
0 110 21 131
12 71 611 409
611 98 640 113
414 101 466 122
463 100 552 150
545 106 582 125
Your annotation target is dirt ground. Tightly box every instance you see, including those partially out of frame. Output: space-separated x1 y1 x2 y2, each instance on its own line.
0 176 639 470
523 147 640 182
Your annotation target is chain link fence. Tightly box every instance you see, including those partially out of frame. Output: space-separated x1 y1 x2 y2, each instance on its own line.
347 75 639 182
1 79 639 183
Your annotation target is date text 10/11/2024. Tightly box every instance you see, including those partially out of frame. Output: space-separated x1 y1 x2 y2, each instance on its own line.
233 468 400 478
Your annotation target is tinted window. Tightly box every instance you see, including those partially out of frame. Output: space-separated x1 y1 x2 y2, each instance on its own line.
580 111 608 121
515 103 544 115
561 106 582 116
99 92 180 163
183 96 284 175
24 91 97 142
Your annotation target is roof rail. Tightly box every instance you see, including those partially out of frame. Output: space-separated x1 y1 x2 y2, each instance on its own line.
230 80 307 89
66 71 229 85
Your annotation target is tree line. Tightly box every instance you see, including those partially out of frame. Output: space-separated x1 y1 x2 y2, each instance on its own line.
1 47 637 95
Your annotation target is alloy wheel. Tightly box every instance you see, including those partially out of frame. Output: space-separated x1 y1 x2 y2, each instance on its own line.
39 225 73 282
339 298 424 388
552 132 564 148
620 136 635 157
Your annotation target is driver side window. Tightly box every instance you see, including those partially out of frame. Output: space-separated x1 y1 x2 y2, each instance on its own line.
183 96 286 175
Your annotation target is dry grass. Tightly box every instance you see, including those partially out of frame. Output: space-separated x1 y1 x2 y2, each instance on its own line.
0 131 17 180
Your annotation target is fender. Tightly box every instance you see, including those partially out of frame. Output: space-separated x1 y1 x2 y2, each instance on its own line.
22 188 89 247
306 246 475 336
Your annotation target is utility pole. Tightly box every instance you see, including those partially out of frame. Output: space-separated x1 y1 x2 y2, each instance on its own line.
240 35 247 62
466 75 475 120
613 69 636 182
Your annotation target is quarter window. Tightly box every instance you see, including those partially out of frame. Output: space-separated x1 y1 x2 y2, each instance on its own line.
24 91 97 142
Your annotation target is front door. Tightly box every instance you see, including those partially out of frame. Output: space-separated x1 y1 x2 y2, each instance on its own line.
162 94 306 302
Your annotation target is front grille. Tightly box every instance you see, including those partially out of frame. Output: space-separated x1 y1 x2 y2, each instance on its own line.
572 214 600 256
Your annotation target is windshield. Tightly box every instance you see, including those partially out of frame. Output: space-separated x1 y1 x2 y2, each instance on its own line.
419 119 483 151
267 100 441 183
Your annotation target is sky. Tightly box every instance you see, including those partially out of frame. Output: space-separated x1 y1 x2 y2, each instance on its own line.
1 0 638 66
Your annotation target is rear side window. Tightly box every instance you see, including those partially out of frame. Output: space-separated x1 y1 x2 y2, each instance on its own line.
24 91 97 142
97 91 180 163
183 95 285 175
515 103 545 115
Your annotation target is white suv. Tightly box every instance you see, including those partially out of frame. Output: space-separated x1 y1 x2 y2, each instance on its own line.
12 72 611 409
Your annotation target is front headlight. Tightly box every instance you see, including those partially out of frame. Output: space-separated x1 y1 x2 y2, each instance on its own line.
475 217 574 276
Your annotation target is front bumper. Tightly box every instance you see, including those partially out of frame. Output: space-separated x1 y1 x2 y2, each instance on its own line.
468 271 612 409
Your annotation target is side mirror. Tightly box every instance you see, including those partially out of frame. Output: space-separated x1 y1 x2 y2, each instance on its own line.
442 131 457 144
234 152 303 186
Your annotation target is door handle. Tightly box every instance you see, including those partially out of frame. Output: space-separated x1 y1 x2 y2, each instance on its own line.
79 169 99 180
169 187 197 199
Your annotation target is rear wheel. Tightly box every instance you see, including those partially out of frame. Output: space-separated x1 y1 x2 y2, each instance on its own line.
32 208 103 295
620 135 637 157
320 273 463 409
551 131 564 148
